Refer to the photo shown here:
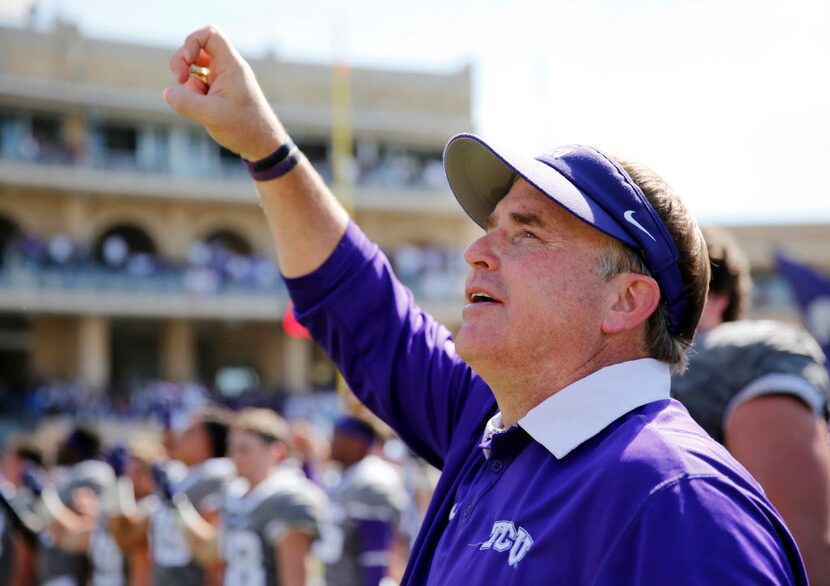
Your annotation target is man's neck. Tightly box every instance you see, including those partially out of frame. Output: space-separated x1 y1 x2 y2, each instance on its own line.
486 346 647 428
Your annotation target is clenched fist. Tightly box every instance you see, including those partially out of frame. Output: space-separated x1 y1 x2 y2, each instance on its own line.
163 26 287 161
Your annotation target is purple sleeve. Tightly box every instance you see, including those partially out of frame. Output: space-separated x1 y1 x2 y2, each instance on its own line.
283 221 493 469
594 477 808 585
357 519 395 586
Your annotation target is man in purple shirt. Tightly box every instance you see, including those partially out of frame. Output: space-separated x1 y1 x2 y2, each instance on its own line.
164 27 808 584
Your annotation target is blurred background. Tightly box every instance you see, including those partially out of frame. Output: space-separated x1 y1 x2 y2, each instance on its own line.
0 0 828 439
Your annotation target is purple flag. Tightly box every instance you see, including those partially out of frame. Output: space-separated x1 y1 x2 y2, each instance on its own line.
775 253 830 363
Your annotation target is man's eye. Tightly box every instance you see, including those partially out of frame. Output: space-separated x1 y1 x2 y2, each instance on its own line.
523 231 537 240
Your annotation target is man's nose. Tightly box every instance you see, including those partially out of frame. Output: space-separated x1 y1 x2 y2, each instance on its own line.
464 232 500 270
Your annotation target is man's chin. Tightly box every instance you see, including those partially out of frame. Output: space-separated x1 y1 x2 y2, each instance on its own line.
455 328 492 365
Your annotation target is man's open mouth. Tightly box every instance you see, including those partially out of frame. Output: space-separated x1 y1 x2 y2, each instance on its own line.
470 292 497 303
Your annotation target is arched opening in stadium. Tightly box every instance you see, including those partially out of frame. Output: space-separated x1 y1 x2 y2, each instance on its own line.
93 223 158 269
204 229 253 256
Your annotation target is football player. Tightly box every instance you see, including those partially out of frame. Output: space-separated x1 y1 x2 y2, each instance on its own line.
319 416 408 586
177 408 327 586
672 228 830 585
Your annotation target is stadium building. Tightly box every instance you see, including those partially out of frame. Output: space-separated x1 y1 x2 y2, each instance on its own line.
0 21 476 406
0 22 827 412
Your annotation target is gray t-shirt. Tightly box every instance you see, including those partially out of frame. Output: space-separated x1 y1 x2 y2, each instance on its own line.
320 456 408 586
672 320 830 444
219 466 326 586
150 458 235 586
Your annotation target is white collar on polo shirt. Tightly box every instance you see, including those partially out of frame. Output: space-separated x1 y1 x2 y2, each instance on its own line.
481 358 671 460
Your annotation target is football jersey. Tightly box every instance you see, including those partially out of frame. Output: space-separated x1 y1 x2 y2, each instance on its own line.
150 458 234 586
220 466 327 586
39 460 116 586
672 320 830 444
321 456 408 586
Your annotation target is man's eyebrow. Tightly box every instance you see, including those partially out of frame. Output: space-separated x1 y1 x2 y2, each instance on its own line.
484 210 549 231
510 211 547 229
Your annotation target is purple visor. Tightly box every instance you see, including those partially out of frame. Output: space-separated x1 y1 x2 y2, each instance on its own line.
443 133 687 335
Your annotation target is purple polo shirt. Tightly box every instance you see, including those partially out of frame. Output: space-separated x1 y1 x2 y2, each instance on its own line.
285 221 807 585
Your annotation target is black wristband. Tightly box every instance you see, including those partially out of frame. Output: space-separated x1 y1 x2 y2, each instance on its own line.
242 138 300 181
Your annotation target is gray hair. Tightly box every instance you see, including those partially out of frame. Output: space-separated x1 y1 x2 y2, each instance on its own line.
594 239 689 373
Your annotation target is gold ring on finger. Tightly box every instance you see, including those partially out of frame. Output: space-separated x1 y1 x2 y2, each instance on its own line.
189 64 210 85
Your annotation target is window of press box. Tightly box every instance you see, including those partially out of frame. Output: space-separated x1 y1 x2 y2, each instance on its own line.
100 123 138 154
31 114 62 145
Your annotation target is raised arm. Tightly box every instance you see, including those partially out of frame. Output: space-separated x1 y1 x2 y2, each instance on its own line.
173 494 220 566
164 27 492 466
162 26 349 278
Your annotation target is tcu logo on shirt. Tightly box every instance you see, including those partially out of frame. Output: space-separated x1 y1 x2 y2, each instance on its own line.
479 520 533 567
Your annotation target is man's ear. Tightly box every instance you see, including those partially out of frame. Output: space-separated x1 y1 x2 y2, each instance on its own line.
601 273 661 334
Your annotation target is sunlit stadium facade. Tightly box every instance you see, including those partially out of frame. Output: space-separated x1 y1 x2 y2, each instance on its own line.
0 21 476 403
1 22 826 411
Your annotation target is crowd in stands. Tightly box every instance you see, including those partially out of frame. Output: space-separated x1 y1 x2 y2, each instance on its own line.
0 228 793 310
354 152 446 190
1 116 447 191
0 230 467 301
0 376 339 423
390 243 466 301
0 231 285 295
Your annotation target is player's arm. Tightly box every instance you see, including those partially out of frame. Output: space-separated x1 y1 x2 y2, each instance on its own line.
22 472 95 553
274 529 312 586
275 529 314 586
108 511 150 552
49 487 99 553
268 486 327 586
725 394 830 586
127 546 153 586
8 534 37 586
105 446 151 555
173 495 220 565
